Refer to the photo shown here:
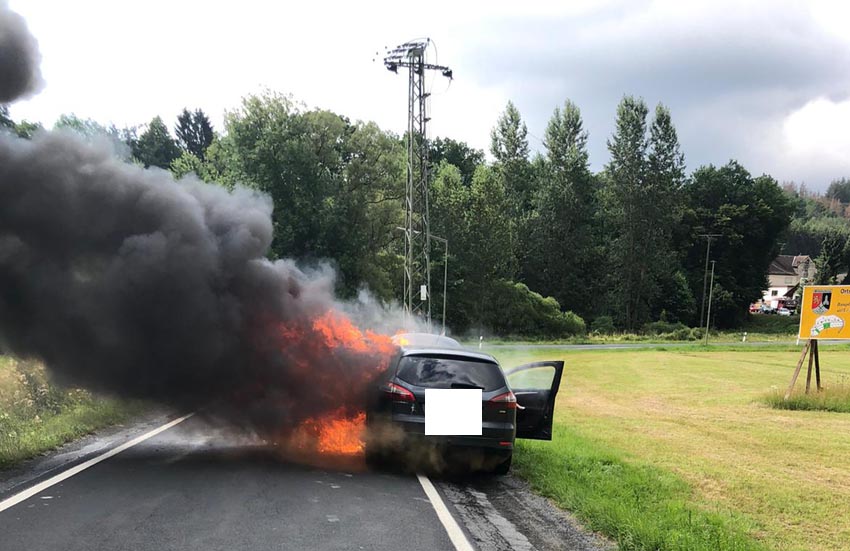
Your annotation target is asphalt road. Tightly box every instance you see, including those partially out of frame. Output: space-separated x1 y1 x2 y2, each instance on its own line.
0 414 610 551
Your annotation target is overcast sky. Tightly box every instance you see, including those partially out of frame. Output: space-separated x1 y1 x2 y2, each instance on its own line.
7 0 850 190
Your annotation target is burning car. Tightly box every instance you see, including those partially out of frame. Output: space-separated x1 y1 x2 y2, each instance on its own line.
365 333 563 474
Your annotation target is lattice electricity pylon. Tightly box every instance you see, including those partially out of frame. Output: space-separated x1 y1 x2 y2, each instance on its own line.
383 38 452 326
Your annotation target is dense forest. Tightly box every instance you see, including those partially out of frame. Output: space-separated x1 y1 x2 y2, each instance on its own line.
3 95 849 337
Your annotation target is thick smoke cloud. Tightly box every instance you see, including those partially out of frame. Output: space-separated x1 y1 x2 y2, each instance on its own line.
0 132 396 431
0 0 43 102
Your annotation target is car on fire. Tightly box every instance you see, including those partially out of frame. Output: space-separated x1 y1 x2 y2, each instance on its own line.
365 333 563 474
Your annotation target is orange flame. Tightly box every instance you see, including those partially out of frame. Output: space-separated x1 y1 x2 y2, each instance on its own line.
279 311 397 459
291 408 366 455
311 311 396 358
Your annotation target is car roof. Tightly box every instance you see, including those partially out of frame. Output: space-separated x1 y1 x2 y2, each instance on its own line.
398 346 499 364
392 332 461 348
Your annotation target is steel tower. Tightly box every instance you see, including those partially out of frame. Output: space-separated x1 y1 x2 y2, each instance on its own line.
383 39 452 326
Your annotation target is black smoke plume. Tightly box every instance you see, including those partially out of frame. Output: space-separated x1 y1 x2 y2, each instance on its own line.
0 3 401 439
0 1 43 102
0 132 398 431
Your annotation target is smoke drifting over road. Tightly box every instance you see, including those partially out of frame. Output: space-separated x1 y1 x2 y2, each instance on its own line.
0 3 400 440
0 0 43 102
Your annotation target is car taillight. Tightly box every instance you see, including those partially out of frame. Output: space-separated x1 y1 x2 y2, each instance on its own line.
380 382 415 402
489 391 517 409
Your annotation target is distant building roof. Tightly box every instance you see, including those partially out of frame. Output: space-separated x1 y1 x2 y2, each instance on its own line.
769 255 813 276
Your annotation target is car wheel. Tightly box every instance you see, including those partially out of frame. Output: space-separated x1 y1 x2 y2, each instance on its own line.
492 453 512 475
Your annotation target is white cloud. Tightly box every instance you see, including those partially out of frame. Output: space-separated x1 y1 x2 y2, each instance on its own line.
783 98 850 175
6 0 850 187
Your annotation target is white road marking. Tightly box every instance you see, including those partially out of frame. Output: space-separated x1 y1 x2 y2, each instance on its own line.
0 413 194 513
416 474 475 551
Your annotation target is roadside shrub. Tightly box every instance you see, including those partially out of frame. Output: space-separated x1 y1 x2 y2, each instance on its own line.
661 327 699 341
482 280 586 338
642 320 688 335
591 315 615 335
0 356 142 469
744 314 799 334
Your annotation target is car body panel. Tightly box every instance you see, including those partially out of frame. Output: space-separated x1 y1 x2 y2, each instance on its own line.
504 360 564 440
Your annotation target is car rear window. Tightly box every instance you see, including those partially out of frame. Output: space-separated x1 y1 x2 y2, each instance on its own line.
396 355 506 391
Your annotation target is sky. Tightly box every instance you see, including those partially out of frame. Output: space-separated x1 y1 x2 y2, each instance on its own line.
6 0 850 191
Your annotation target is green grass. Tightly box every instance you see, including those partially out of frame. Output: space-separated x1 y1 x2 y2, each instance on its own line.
0 356 145 469
492 347 850 551
464 330 798 346
743 314 801 335
515 431 768 551
763 384 850 413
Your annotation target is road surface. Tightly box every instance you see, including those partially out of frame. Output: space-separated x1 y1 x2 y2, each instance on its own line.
0 414 610 551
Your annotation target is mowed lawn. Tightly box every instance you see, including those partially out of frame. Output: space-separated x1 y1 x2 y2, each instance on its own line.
492 346 850 551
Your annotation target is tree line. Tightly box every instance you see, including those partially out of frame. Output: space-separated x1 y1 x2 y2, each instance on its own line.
4 93 828 337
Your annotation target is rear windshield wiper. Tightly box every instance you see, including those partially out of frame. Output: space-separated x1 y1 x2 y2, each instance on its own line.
450 383 484 389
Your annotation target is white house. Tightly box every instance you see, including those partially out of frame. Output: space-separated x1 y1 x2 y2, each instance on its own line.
762 255 815 309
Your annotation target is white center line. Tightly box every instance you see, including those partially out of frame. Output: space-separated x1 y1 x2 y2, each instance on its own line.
416 473 475 551
0 412 195 513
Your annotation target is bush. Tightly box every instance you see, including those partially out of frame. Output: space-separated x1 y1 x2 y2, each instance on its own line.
660 327 700 341
482 280 586 338
744 314 799 334
642 320 688 335
591 315 615 335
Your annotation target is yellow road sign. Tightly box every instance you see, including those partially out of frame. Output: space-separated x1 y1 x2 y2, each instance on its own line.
798 285 850 339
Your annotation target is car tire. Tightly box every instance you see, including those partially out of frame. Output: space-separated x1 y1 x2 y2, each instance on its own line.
492 453 512 475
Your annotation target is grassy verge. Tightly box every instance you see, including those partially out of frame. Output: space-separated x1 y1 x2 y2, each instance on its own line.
0 356 145 469
763 384 850 413
464 331 797 346
464 315 802 345
494 347 850 551
514 431 767 551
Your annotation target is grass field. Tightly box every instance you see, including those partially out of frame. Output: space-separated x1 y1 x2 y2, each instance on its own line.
0 355 144 469
491 345 850 551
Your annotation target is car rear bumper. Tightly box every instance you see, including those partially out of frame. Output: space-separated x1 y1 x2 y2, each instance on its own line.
389 415 515 451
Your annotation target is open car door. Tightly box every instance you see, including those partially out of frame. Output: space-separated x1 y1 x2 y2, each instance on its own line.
504 361 564 440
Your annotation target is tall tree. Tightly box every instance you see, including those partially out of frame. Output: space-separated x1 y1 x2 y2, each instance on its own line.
645 104 692 321
522 100 598 319
132 116 181 169
0 105 13 130
11 120 42 139
429 137 484 186
814 230 846 285
683 162 793 326
490 101 532 209
826 177 850 204
602 98 692 329
223 92 404 299
431 162 517 330
175 108 215 160
604 96 651 330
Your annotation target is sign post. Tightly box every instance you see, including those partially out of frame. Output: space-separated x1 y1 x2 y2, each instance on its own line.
786 285 850 398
